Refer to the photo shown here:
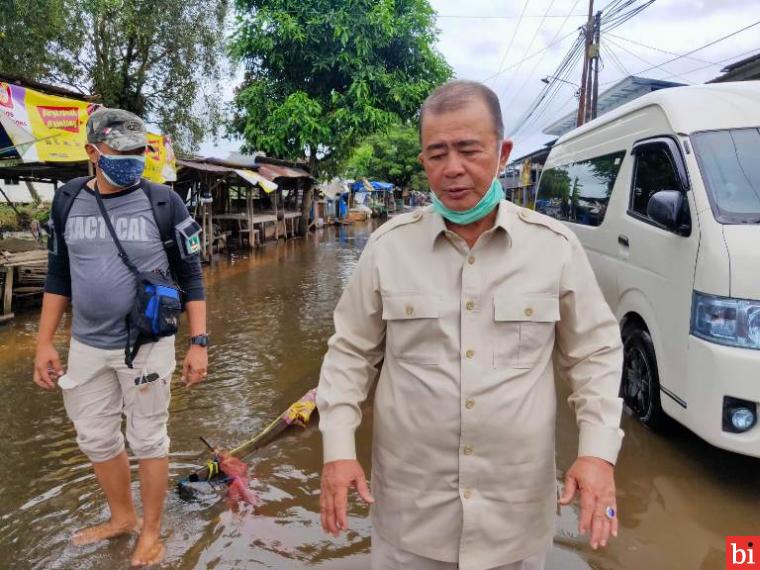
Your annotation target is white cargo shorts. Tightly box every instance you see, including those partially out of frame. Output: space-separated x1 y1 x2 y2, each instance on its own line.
61 336 176 463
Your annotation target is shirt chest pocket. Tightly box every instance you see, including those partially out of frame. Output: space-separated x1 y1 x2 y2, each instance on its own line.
493 295 560 369
382 294 443 365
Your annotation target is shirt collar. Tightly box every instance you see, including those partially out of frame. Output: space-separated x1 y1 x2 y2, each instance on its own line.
426 200 511 246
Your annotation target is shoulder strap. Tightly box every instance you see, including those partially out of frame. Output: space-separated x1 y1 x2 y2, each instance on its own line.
92 182 141 276
52 176 91 232
140 181 175 249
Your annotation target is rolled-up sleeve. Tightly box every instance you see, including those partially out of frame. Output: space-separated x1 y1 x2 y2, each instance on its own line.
317 237 386 463
555 232 624 465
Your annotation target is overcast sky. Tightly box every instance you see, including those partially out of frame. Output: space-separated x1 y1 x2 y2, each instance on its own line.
199 0 760 163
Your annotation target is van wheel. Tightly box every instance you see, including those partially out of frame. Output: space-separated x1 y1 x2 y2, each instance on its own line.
621 327 666 429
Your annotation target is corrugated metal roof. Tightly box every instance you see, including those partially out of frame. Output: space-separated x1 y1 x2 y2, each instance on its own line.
257 163 312 180
176 159 236 173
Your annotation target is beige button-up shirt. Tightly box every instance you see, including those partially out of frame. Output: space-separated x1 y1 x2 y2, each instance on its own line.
317 200 624 570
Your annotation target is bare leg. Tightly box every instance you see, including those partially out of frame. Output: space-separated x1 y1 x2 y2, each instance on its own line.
72 451 139 545
131 457 168 567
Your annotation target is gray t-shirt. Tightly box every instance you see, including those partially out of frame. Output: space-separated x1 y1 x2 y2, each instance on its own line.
64 185 169 349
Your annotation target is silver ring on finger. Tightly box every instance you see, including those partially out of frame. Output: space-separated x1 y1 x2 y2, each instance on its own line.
605 506 617 520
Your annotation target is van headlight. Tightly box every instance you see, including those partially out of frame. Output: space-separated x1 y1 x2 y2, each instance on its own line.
691 292 760 349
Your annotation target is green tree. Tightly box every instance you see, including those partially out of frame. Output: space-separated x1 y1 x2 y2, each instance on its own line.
0 1 80 82
0 0 229 153
230 0 452 176
343 122 428 191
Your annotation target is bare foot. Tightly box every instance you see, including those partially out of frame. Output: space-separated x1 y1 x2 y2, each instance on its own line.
131 531 166 568
72 517 140 546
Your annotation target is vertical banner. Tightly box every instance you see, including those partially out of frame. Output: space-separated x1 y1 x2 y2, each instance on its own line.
144 133 177 183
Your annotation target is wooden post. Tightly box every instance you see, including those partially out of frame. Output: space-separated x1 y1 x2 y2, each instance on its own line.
208 196 214 262
1 265 14 322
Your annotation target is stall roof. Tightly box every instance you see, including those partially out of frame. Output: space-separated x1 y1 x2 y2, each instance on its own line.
176 159 238 173
180 156 311 181
258 163 311 180
350 180 394 192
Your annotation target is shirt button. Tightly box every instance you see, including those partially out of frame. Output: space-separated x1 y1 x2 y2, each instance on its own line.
463 489 472 499
465 300 475 311
465 349 475 359
465 399 475 409
524 307 534 317
467 256 476 265
463 446 473 456
405 305 414 316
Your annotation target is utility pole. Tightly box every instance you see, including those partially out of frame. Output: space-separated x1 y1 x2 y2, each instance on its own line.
590 11 602 120
575 0 594 127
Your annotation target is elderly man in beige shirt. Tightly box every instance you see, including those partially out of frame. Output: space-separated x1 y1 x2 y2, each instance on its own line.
316 80 624 570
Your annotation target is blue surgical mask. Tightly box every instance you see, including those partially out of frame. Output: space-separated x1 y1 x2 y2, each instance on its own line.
95 148 145 188
431 178 504 226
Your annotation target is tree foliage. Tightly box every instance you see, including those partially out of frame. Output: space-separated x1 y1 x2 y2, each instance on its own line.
0 0 229 153
342 122 428 191
230 0 452 174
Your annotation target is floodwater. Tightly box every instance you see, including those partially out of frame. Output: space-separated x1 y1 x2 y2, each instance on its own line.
0 221 758 570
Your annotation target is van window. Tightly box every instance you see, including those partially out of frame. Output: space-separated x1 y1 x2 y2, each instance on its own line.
535 151 625 227
692 128 760 224
630 146 682 217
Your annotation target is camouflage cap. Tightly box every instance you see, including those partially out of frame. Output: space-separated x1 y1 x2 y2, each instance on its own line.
86 108 147 151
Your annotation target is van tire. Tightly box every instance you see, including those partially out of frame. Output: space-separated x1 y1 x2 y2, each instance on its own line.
620 326 666 430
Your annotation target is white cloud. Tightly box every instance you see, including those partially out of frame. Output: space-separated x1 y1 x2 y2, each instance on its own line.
202 0 760 161
431 0 760 158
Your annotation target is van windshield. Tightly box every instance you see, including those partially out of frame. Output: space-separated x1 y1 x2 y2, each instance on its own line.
691 128 760 224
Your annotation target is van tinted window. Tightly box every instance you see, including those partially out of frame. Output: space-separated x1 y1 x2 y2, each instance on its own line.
535 151 625 227
631 146 681 217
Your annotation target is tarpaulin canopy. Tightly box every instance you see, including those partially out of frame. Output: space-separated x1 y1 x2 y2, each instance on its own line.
350 180 394 192
235 168 278 193
0 79 176 183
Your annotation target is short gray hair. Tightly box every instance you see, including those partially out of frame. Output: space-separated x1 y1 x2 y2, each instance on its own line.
420 80 504 142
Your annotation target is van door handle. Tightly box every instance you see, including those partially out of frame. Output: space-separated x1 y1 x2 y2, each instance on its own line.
618 235 630 247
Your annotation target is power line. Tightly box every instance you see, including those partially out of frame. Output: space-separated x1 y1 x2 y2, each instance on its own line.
502 0 584 110
606 32 718 65
601 42 630 76
605 35 694 84
658 47 760 81
494 0 533 80
482 27 582 82
602 18 760 85
510 33 585 136
436 13 588 19
500 0 561 101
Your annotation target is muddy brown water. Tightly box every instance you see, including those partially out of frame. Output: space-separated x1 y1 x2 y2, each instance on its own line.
0 221 757 570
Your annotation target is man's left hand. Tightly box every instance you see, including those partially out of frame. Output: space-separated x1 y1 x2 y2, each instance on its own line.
559 456 618 550
181 345 208 387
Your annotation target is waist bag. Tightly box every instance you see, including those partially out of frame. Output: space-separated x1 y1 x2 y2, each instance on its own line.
93 184 182 368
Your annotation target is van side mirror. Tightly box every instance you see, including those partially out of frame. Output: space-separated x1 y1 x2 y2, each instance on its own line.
647 190 690 235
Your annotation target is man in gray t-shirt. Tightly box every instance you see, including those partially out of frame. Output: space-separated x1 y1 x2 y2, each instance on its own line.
33 108 207 567
65 184 171 349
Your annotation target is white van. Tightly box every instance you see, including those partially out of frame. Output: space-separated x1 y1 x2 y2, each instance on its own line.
534 81 760 457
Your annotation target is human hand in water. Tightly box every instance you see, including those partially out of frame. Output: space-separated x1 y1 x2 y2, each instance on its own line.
320 459 375 536
33 342 63 390
559 456 618 550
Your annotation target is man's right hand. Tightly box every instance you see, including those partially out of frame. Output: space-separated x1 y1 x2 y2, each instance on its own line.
33 342 62 390
320 459 375 537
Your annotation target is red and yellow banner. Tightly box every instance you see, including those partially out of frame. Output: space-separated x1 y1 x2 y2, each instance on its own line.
0 81 176 182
